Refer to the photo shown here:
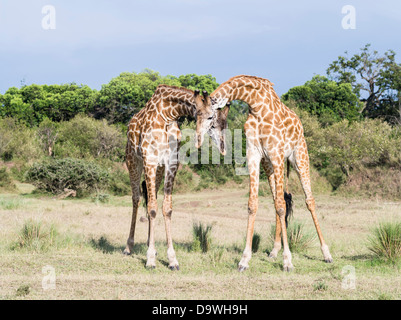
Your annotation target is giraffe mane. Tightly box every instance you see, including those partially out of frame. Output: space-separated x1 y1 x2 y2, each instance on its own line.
216 75 274 92
154 84 195 97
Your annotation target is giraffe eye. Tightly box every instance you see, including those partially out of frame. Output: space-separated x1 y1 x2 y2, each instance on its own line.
207 116 213 120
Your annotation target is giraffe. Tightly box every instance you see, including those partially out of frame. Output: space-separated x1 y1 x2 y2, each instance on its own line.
208 75 333 272
123 84 229 270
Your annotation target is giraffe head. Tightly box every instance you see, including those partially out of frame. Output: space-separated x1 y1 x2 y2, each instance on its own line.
194 90 230 155
207 103 230 155
194 90 213 148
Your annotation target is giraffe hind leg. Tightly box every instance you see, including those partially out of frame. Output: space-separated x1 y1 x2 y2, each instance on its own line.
292 142 333 263
261 158 281 259
123 154 143 256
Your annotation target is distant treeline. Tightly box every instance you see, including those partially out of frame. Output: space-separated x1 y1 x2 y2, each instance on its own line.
1 44 401 199
0 70 220 126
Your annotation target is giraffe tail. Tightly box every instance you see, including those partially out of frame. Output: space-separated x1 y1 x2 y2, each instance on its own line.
141 180 148 209
284 160 293 228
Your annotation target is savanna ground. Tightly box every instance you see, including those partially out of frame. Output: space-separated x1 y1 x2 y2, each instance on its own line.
0 182 401 300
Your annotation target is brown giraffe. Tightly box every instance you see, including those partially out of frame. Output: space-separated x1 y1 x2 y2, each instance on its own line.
124 84 229 270
208 75 333 272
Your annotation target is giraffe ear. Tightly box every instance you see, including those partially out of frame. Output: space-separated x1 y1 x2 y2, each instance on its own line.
213 98 229 110
222 104 230 117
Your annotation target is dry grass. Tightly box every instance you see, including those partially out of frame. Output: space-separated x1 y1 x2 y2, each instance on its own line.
0 184 401 300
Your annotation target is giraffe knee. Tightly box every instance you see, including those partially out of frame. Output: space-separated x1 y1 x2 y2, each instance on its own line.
248 199 258 216
306 197 315 211
148 209 157 219
275 200 286 218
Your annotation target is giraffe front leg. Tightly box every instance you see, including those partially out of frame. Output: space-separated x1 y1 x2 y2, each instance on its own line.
238 149 261 272
144 165 158 269
162 164 179 271
269 214 282 259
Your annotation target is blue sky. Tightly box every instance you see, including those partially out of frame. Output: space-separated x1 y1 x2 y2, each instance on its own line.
1 0 400 96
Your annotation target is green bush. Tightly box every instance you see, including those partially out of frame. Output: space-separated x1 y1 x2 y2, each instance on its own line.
0 167 17 192
55 114 125 161
25 158 109 197
107 165 131 196
337 167 401 200
174 165 195 193
0 118 42 161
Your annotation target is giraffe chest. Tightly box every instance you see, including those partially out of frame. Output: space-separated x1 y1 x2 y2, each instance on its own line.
133 123 181 165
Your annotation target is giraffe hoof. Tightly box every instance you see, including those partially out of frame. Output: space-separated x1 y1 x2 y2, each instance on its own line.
268 253 277 260
325 258 333 263
169 265 180 271
238 265 248 272
123 250 131 256
283 265 294 272
146 265 156 270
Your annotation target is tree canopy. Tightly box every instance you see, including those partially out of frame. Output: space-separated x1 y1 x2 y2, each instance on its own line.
327 44 401 123
281 75 362 126
0 70 220 126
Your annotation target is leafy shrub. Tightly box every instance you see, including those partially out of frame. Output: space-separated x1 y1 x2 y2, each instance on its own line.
368 222 401 262
0 167 16 192
55 114 125 161
174 165 195 193
337 167 401 200
25 158 109 197
0 118 42 161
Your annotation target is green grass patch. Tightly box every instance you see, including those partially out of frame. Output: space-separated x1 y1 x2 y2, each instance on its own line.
10 219 83 252
0 196 27 210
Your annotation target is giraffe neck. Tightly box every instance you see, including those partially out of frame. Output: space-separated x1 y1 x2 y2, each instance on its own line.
211 75 280 115
156 86 195 122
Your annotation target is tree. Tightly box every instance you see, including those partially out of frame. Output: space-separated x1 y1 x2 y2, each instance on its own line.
176 74 219 93
94 70 181 124
327 44 401 120
0 84 97 125
37 118 59 156
379 62 401 125
281 75 362 126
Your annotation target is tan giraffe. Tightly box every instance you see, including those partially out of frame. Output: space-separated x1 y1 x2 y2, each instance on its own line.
123 84 229 270
208 75 333 272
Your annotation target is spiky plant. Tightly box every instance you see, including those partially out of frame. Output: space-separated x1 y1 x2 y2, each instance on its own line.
269 221 316 253
368 222 401 262
192 222 213 253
